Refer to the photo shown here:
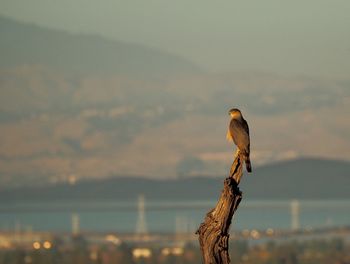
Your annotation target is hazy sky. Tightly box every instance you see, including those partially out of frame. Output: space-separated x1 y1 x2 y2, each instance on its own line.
1 0 349 77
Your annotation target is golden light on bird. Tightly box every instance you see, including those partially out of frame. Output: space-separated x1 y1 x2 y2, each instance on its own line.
227 108 252 175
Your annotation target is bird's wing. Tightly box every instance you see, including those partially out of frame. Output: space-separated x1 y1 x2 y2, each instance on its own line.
229 119 249 138
229 119 250 152
241 118 250 152
242 118 250 136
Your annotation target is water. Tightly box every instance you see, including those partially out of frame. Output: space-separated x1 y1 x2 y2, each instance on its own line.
0 199 349 233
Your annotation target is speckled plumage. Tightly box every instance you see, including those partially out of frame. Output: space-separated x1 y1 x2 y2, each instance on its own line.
227 108 252 172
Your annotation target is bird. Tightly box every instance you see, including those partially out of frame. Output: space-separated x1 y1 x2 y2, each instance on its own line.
226 108 252 172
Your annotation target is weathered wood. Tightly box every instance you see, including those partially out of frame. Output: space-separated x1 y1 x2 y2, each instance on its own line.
196 153 244 264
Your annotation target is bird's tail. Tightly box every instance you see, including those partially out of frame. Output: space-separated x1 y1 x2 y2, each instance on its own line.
245 156 252 173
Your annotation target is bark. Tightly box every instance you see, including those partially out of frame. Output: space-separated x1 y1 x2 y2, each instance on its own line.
196 153 244 264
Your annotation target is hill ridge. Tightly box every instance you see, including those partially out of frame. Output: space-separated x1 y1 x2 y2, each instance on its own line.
1 157 349 201
0 15 201 77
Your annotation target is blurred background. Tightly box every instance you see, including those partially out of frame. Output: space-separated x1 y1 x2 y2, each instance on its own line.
0 0 349 263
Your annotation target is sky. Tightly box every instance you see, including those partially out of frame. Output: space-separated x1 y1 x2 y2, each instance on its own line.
1 0 349 77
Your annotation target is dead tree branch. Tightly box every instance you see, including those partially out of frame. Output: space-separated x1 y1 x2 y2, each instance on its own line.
196 153 244 264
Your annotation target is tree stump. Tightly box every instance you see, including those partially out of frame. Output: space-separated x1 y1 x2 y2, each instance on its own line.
196 153 244 264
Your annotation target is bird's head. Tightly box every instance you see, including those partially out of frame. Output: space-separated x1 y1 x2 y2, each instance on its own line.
228 108 242 118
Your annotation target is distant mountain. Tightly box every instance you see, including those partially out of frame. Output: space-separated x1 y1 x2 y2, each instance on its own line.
0 16 349 184
1 158 349 201
240 157 350 199
0 16 201 77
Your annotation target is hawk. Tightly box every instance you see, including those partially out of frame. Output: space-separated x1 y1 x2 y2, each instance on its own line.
226 108 252 172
